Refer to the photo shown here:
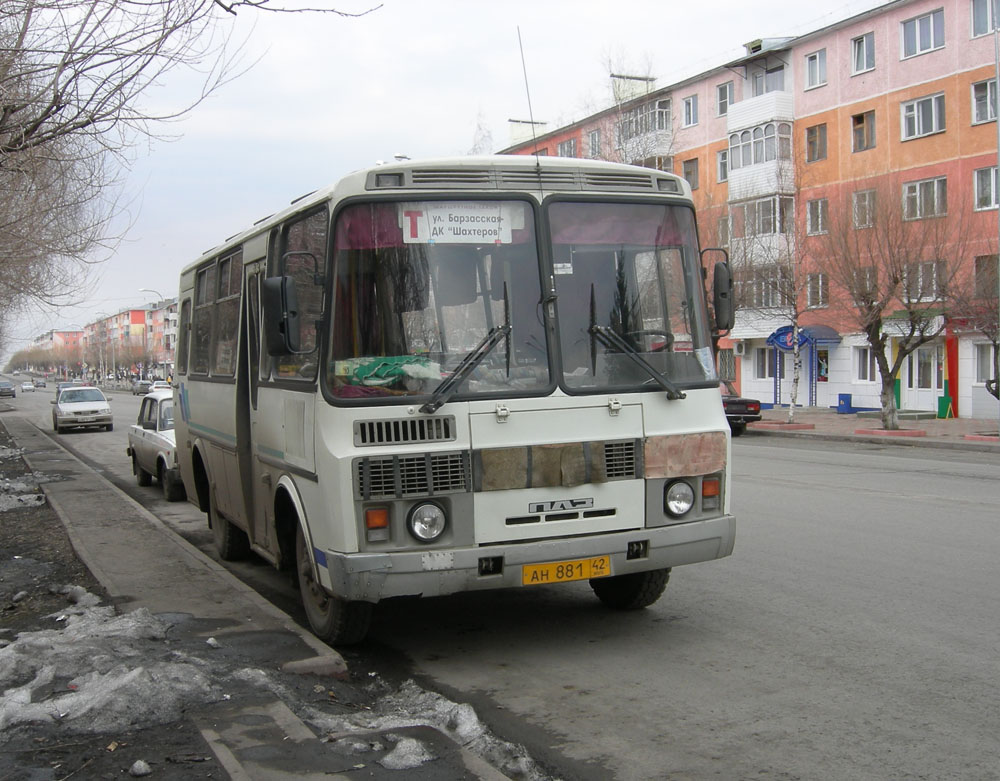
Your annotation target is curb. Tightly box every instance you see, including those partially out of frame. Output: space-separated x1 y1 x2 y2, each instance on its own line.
746 425 1000 453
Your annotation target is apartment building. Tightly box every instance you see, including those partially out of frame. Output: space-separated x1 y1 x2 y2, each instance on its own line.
502 0 1000 419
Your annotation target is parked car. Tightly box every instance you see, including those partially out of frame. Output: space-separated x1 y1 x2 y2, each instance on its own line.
721 380 761 436
126 390 185 501
20 381 34 392
52 386 113 433
132 379 152 395
0 381 15 398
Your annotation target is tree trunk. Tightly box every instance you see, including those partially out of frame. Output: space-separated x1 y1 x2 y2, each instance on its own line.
787 331 801 424
880 375 899 430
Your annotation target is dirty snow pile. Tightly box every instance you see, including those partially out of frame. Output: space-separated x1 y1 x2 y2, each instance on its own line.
308 678 550 779
0 589 222 735
0 447 48 512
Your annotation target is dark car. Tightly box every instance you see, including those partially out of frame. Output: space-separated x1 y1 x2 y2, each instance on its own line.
721 380 761 436
0 380 15 398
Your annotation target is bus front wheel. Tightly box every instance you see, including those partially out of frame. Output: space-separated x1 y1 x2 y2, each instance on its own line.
295 525 372 645
590 568 670 610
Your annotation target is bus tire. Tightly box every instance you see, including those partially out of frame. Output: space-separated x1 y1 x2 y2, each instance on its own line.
210 487 250 561
590 568 670 610
295 524 372 645
134 456 152 487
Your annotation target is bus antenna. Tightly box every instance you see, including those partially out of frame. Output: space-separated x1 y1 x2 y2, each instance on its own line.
516 26 543 173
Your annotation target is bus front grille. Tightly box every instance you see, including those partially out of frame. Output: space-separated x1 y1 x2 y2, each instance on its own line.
354 416 456 446
354 451 470 499
603 440 640 479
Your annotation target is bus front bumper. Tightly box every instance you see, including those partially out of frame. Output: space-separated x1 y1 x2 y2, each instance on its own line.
319 515 735 603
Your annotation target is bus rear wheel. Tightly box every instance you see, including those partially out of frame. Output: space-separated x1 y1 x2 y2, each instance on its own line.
590 568 670 610
295 525 372 645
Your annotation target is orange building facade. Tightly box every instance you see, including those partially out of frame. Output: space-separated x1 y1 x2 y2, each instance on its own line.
502 0 1000 419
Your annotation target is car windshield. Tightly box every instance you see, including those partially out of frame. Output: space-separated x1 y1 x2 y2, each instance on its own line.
159 400 174 431
61 389 105 403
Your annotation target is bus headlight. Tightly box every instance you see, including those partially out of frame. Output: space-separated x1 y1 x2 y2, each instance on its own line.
407 502 447 542
664 481 695 517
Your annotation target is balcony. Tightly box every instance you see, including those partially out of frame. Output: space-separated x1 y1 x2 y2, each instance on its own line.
727 91 795 133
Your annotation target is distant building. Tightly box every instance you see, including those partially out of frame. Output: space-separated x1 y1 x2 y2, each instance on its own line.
502 0 1000 418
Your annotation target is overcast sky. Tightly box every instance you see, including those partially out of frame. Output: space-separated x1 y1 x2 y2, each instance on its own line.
5 0 889 363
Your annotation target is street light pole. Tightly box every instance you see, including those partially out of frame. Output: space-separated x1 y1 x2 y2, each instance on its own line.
138 288 166 379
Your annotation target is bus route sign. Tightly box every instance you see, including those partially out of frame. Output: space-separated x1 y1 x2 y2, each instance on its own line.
399 201 518 244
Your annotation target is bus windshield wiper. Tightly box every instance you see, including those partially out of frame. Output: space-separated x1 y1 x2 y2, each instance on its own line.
420 323 512 413
421 283 512 414
589 325 686 400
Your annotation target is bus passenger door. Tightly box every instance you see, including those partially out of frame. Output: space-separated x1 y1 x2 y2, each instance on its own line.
242 264 274 556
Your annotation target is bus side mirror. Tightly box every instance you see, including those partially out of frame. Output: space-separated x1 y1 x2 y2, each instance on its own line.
711 258 734 333
262 276 301 355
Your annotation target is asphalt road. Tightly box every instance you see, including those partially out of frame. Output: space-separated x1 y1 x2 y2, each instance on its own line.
9 386 1000 780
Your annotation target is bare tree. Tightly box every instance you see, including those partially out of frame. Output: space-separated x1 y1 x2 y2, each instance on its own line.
816 175 972 429
0 0 377 336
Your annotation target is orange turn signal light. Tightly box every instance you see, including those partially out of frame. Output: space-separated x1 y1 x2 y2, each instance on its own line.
365 508 389 529
702 477 721 498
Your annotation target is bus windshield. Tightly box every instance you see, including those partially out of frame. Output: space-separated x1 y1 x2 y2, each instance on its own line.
325 197 716 403
549 201 716 391
327 200 549 400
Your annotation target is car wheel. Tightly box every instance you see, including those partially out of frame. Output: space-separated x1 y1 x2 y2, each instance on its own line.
52 418 60 433
160 465 186 502
295 524 372 645
105 423 113 431
210 484 250 560
730 422 746 437
590 568 670 610
134 456 152 487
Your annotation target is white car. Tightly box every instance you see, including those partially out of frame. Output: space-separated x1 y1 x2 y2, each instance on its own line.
126 390 185 501
52 387 113 432
20 381 34 392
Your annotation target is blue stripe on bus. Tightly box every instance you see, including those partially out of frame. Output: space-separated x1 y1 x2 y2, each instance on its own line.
313 547 327 568
187 420 238 445
258 444 284 460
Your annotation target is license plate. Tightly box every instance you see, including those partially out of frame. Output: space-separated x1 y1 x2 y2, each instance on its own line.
522 555 611 586
77 416 94 422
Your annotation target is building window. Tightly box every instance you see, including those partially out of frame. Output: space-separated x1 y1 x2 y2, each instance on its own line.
901 9 944 58
973 0 997 36
972 79 997 124
805 49 827 88
730 196 794 238
974 254 998 297
976 343 997 383
852 110 876 151
975 166 998 210
588 129 601 158
856 346 878 381
683 95 698 127
807 273 828 308
755 347 785 378
557 138 577 157
901 93 946 139
807 198 829 234
853 189 876 228
634 155 673 171
717 216 730 248
718 348 736 381
729 122 792 170
717 149 729 182
905 260 945 301
852 32 875 73
751 63 785 96
617 99 671 142
903 177 947 219
739 265 792 309
806 124 827 162
717 81 734 115
682 158 699 189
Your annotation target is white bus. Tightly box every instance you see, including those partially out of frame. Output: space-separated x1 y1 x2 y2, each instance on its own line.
174 155 736 645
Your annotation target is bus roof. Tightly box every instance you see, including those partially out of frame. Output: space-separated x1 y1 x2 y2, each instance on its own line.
184 155 691 271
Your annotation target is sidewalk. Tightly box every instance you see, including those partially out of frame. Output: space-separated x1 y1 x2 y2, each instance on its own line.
748 405 1000 451
1 413 509 780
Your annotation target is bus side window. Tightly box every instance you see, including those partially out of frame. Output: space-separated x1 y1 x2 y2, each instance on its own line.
177 298 192 375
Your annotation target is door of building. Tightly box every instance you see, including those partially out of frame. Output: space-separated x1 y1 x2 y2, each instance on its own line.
903 345 942 411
